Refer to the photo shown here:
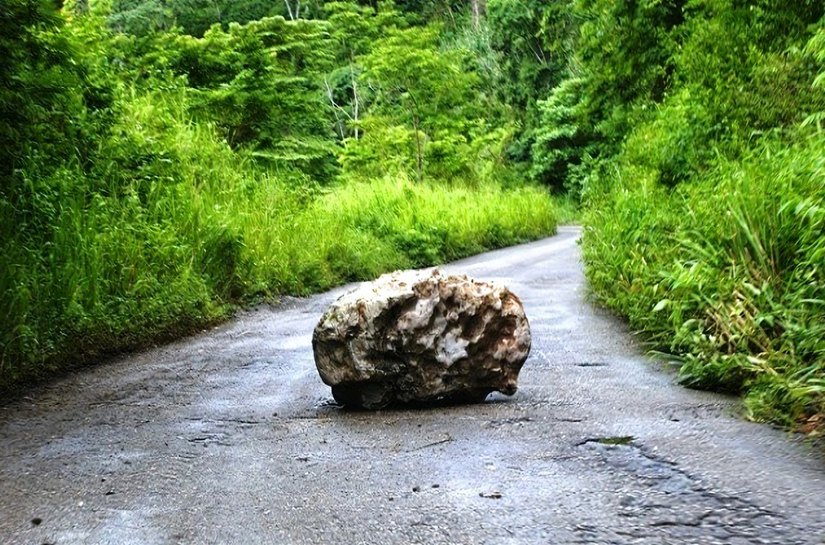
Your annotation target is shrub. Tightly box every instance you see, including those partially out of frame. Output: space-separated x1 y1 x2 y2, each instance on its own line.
583 134 825 426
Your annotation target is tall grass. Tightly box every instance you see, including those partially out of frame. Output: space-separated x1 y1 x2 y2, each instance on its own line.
0 83 558 392
583 133 825 427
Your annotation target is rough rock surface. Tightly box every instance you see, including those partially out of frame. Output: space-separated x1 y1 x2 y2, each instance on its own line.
312 268 531 409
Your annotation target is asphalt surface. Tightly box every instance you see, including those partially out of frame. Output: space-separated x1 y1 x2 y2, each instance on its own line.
1 226 823 545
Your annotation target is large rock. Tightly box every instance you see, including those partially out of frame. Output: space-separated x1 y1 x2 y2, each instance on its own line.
312 268 531 409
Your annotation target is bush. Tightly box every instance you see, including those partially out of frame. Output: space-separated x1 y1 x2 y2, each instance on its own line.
583 134 825 426
0 1 561 394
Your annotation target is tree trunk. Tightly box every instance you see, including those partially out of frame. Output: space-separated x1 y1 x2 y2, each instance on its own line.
350 63 360 140
413 113 423 183
471 0 486 29
406 90 424 182
323 77 346 140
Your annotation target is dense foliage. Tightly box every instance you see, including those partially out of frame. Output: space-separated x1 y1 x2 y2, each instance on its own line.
486 0 823 428
0 0 557 391
581 2 824 429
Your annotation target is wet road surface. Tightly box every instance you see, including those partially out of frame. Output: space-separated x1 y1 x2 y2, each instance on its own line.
1 226 824 544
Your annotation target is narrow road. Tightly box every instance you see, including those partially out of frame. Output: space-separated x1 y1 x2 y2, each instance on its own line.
1 226 823 545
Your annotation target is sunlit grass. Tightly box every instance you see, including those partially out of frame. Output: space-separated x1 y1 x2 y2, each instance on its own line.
0 85 558 391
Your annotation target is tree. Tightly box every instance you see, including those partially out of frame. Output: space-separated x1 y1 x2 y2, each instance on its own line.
351 25 480 181
486 0 575 166
323 1 403 140
0 0 96 185
529 77 590 192
471 0 485 29
107 0 327 37
108 0 173 35
166 16 339 179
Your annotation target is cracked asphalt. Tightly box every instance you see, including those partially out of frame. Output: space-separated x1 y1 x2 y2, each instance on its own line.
1 225 823 545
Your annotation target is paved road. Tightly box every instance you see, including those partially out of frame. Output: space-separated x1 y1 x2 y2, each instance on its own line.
2 226 823 545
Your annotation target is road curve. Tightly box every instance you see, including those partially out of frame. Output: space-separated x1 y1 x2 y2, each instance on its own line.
1 226 823 545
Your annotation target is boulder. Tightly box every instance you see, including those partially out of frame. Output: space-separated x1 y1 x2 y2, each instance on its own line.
312 268 531 409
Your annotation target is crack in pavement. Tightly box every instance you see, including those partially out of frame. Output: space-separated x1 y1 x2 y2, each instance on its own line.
576 439 789 544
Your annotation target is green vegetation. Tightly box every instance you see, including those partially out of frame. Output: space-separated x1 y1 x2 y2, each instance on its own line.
2 0 822 429
584 135 824 427
0 0 556 391
484 0 823 428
